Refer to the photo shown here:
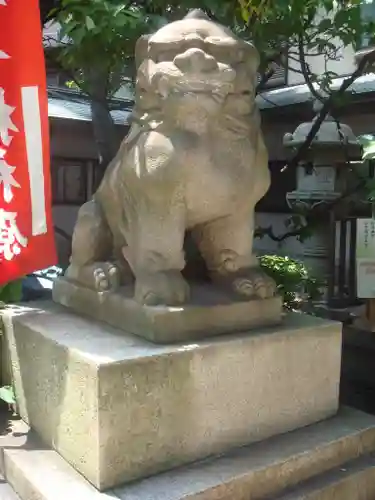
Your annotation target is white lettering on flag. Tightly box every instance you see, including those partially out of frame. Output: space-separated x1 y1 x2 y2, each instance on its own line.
0 87 18 146
0 209 27 261
21 86 47 236
0 156 20 202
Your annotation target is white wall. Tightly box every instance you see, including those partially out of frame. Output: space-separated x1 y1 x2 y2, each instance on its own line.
288 44 356 87
287 6 357 86
114 84 134 101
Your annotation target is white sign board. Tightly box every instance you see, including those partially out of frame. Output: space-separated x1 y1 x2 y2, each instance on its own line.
356 218 375 298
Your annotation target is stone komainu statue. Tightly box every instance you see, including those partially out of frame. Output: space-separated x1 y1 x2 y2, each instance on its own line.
65 9 277 306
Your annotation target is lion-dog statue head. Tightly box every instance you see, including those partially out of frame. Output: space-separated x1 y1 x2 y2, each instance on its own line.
129 9 261 137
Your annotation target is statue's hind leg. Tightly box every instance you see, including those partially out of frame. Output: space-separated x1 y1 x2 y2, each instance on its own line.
65 200 127 291
193 211 276 299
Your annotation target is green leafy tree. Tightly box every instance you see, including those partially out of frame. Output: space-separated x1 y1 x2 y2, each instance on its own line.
40 0 59 25
259 255 323 308
239 0 375 168
45 0 375 179
237 0 375 244
48 1 156 174
45 0 243 177
42 0 375 254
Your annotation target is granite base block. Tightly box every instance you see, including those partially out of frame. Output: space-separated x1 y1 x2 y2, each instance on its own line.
52 277 283 343
3 303 341 490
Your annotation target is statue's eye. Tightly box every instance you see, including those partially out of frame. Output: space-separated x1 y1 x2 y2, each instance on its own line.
235 49 245 62
206 47 231 63
157 51 176 62
205 45 244 65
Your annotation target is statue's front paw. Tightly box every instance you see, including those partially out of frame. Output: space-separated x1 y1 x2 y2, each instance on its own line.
66 262 120 292
232 268 276 299
135 270 190 306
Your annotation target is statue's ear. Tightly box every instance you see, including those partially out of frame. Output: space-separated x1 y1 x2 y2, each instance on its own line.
183 8 211 21
243 41 260 74
135 34 151 70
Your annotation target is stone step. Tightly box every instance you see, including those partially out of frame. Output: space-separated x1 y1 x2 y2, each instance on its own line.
3 407 375 500
272 454 375 499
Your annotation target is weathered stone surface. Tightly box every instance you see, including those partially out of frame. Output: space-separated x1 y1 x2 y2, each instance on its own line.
0 475 20 500
273 455 375 499
55 10 281 336
3 303 341 490
53 278 282 343
0 318 12 386
3 407 375 500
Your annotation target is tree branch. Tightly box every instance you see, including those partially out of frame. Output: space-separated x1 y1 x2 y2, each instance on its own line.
256 178 366 242
285 63 310 76
256 50 286 92
255 225 309 242
39 0 63 26
283 48 375 172
298 35 325 102
256 66 276 92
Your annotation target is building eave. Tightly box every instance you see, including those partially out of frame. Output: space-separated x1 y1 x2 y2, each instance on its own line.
47 87 132 126
257 73 375 110
46 72 375 125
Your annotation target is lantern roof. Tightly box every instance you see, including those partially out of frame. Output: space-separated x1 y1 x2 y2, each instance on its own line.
283 100 362 162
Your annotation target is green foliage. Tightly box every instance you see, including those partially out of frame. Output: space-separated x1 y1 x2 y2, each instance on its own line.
47 0 375 197
45 0 375 171
364 176 375 203
0 386 15 405
360 134 375 157
53 0 153 95
357 134 375 203
48 0 375 104
259 255 323 309
238 0 375 94
284 214 315 243
51 0 242 96
0 279 22 407
0 280 23 307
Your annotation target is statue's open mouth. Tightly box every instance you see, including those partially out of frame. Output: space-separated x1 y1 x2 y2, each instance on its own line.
154 63 236 98
167 86 252 98
160 76 236 99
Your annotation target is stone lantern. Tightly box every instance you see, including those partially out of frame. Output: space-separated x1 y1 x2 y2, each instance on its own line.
283 100 363 277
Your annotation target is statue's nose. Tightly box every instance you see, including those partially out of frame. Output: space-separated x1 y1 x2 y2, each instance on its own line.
174 48 218 73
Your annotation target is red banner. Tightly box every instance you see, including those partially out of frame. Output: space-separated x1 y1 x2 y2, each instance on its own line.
0 0 56 284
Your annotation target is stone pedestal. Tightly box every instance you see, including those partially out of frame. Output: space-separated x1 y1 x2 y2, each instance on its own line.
52 278 283 343
3 303 341 491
